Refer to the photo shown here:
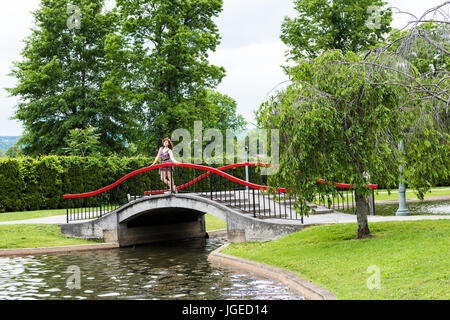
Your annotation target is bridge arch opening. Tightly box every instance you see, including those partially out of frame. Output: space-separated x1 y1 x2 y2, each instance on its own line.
124 207 207 229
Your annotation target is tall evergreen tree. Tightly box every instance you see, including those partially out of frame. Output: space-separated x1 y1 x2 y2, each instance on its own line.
8 0 246 157
109 0 229 153
7 0 136 156
281 0 392 62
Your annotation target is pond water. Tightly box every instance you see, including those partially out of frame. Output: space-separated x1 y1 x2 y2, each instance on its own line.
0 238 304 300
375 200 450 216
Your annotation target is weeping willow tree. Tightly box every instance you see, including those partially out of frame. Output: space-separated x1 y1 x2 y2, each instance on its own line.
257 2 449 239
377 3 449 195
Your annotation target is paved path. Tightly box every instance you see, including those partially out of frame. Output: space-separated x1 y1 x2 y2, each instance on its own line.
0 215 68 225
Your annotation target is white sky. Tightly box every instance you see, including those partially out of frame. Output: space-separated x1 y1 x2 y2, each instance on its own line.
0 0 447 136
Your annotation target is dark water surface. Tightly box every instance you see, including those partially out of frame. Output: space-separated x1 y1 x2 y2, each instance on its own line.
0 238 304 300
375 200 450 216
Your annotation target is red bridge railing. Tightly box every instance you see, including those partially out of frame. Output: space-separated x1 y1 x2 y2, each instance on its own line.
63 162 377 223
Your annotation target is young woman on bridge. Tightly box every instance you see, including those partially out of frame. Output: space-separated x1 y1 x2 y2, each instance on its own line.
151 138 180 194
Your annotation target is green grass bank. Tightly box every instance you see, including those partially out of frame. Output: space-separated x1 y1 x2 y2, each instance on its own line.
0 224 103 249
374 187 450 201
222 220 449 300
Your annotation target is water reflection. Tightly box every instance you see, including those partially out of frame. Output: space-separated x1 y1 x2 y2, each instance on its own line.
375 200 450 216
0 238 303 300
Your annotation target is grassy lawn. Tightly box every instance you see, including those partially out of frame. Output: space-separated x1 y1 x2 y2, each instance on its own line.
205 214 226 231
0 209 66 222
0 224 103 249
222 220 449 300
374 187 450 201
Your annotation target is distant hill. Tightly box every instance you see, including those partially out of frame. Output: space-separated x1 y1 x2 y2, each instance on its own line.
0 136 21 150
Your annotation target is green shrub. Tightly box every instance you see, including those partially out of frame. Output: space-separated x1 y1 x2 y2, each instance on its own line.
19 157 42 211
0 159 25 212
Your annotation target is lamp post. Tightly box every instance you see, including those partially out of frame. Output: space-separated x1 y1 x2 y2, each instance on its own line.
394 61 410 216
245 145 249 191
396 140 410 216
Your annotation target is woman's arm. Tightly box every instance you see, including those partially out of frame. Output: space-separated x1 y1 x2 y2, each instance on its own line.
168 150 180 164
151 148 162 166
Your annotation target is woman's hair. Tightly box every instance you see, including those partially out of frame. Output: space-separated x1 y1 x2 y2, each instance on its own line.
161 137 174 150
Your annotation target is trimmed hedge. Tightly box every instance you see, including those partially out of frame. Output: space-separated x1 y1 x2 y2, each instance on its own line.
0 156 151 212
0 156 254 213
0 159 25 212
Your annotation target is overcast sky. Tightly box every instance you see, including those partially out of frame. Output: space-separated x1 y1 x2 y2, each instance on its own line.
0 0 447 136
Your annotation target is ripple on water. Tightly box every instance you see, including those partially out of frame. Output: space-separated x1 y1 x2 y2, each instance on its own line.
376 200 450 216
0 238 304 300
97 293 120 298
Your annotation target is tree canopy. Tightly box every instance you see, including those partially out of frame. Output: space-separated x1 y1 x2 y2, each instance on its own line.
7 0 134 156
281 0 392 62
105 0 245 154
7 0 247 157
63 127 101 157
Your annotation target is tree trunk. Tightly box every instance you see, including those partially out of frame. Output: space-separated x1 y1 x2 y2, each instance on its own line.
355 191 371 239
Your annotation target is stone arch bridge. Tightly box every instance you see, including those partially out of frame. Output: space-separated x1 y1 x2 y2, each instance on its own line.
61 163 376 246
